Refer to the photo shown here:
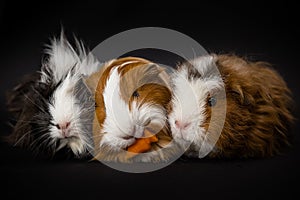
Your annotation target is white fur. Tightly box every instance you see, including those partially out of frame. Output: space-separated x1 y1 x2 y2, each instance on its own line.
49 72 80 128
80 52 102 76
101 66 136 148
48 72 90 156
100 66 167 151
42 34 79 83
190 55 217 77
130 101 166 137
168 55 223 157
41 32 101 83
41 32 100 156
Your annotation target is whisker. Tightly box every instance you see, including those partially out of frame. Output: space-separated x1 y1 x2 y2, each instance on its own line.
29 128 52 148
30 134 54 152
32 137 52 152
8 118 37 123
13 126 49 146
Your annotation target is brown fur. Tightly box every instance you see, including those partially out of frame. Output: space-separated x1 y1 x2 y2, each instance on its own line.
85 57 179 162
207 54 294 158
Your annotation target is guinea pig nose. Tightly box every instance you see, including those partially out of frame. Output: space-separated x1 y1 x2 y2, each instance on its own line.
56 122 71 130
175 120 190 130
56 122 71 138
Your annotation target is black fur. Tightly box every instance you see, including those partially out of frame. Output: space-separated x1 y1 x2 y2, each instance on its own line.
6 72 41 118
5 69 67 157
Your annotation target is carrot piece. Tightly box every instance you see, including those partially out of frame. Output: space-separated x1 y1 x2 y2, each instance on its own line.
127 129 158 154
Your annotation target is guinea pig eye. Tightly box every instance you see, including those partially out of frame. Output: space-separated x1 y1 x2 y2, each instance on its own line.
132 90 139 98
208 97 217 107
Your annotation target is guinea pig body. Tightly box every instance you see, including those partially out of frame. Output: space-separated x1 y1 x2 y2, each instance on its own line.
6 33 100 157
87 57 181 163
168 54 294 158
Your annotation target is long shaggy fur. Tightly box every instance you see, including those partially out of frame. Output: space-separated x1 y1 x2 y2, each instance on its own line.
169 54 294 159
5 31 100 158
86 57 182 163
212 54 294 158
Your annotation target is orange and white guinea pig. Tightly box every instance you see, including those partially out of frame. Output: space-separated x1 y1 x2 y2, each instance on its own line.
85 57 181 163
168 54 294 158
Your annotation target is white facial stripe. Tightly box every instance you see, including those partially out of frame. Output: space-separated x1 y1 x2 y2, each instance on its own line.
101 67 134 147
170 68 204 123
171 55 223 121
169 55 224 156
49 74 80 124
48 73 90 156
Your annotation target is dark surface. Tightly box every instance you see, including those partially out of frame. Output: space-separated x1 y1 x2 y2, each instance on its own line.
0 1 299 199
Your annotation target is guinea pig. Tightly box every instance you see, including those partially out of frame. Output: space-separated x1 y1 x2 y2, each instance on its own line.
5 32 100 158
85 56 181 163
168 54 294 159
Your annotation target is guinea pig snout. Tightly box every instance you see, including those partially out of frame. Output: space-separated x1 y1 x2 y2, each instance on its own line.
174 120 191 130
56 122 71 138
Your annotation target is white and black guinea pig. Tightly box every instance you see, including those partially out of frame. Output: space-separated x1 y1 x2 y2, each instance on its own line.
168 54 294 159
5 32 100 158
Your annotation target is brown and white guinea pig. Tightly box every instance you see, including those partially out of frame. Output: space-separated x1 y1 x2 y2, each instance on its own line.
85 56 181 163
5 32 100 158
168 54 294 159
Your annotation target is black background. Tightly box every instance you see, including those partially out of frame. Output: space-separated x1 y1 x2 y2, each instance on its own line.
0 1 299 199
